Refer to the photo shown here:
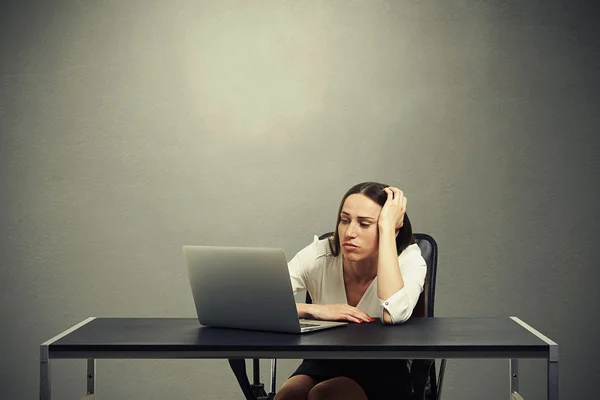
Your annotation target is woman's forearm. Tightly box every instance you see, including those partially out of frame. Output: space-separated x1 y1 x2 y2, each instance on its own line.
377 227 404 300
296 302 316 319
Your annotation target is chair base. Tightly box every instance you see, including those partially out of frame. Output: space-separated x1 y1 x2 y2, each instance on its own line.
229 359 275 400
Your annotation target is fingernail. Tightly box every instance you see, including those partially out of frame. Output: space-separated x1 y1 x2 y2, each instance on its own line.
358 320 362 323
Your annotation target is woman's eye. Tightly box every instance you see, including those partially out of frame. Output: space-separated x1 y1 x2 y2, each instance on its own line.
340 220 349 224
360 223 370 228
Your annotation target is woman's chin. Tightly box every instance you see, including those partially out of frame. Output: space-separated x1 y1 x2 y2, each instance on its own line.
342 251 362 262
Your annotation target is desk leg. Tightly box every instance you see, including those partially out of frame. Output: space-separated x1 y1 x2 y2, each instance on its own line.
79 359 97 399
509 316 559 400
509 359 518 400
40 345 51 400
87 359 96 396
548 355 558 400
40 359 51 400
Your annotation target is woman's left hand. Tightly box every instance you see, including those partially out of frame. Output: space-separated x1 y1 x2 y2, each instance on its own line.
378 187 407 232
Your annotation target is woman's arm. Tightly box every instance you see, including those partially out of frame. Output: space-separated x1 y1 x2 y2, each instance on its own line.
378 248 426 324
296 302 373 323
296 302 316 318
376 187 426 324
377 225 404 323
377 187 406 323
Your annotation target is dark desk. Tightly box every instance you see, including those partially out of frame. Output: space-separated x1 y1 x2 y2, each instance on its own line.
40 316 558 400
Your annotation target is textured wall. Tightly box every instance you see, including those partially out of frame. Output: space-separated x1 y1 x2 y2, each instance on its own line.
1 1 599 399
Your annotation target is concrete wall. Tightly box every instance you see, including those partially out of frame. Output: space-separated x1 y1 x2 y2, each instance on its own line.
1 1 598 398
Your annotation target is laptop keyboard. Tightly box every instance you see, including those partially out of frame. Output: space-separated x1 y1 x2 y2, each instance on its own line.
300 323 320 328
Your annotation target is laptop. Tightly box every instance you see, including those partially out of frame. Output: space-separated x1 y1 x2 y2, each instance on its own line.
182 245 348 333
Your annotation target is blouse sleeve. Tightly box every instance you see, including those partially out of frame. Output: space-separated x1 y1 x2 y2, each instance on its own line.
287 236 320 295
379 244 427 324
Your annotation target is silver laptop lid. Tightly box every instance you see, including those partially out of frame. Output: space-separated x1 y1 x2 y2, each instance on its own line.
183 245 302 333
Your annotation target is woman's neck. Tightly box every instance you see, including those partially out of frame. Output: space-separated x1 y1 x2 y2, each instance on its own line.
343 255 378 285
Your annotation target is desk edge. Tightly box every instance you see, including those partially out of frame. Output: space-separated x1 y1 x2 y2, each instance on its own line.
510 316 558 361
40 317 96 361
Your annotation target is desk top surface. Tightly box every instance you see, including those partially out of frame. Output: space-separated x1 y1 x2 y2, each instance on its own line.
48 317 551 357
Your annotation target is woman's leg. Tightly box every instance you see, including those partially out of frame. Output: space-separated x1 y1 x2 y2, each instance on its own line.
307 377 367 400
274 374 319 400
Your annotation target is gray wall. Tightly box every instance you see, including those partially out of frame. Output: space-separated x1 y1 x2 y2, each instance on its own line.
1 1 599 399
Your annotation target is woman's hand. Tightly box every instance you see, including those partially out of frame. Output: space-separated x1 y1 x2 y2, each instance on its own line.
378 187 407 232
310 304 374 323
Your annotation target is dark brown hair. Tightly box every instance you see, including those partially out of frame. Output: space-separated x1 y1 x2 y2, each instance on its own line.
329 182 415 257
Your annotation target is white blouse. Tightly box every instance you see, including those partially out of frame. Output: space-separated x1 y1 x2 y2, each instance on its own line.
287 235 427 324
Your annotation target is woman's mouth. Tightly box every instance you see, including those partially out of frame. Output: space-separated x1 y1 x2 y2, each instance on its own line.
342 243 359 251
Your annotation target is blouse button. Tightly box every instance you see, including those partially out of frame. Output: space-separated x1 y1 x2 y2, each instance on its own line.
384 302 389 306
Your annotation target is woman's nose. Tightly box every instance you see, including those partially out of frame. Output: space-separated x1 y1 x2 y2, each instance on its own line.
345 223 358 238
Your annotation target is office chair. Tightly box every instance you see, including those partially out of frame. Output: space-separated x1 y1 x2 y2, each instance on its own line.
228 232 445 400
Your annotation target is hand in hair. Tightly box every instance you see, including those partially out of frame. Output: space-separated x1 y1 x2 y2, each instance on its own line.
378 187 407 233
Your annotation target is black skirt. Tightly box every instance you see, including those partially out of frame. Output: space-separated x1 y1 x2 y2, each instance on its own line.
290 358 412 399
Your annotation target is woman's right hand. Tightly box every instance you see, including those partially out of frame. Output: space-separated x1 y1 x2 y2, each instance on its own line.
310 304 375 323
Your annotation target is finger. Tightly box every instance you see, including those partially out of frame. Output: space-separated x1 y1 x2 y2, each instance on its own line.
395 190 405 209
389 186 402 204
357 313 373 322
350 312 370 322
383 187 393 203
398 193 406 228
351 314 371 323
341 312 362 323
387 187 399 203
347 306 373 322
395 189 403 204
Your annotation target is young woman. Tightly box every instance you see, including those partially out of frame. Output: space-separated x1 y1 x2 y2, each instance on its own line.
274 182 427 400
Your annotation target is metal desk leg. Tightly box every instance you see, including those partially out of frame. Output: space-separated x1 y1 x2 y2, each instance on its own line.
40 346 51 400
509 359 524 400
85 359 96 399
548 344 558 400
510 317 559 400
39 318 97 400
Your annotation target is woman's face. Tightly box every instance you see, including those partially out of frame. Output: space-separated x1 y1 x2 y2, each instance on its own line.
338 193 381 262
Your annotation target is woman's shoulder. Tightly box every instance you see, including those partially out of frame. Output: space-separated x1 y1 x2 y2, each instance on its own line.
398 243 427 270
313 235 335 259
300 235 334 260
397 242 426 263
293 235 335 269
400 242 421 255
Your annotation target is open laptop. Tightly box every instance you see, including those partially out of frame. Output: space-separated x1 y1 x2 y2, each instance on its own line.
182 245 347 333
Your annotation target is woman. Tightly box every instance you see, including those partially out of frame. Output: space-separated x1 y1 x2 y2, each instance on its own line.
274 182 427 400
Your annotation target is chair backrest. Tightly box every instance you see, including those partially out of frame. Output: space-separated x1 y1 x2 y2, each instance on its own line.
311 232 438 318
412 233 438 318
